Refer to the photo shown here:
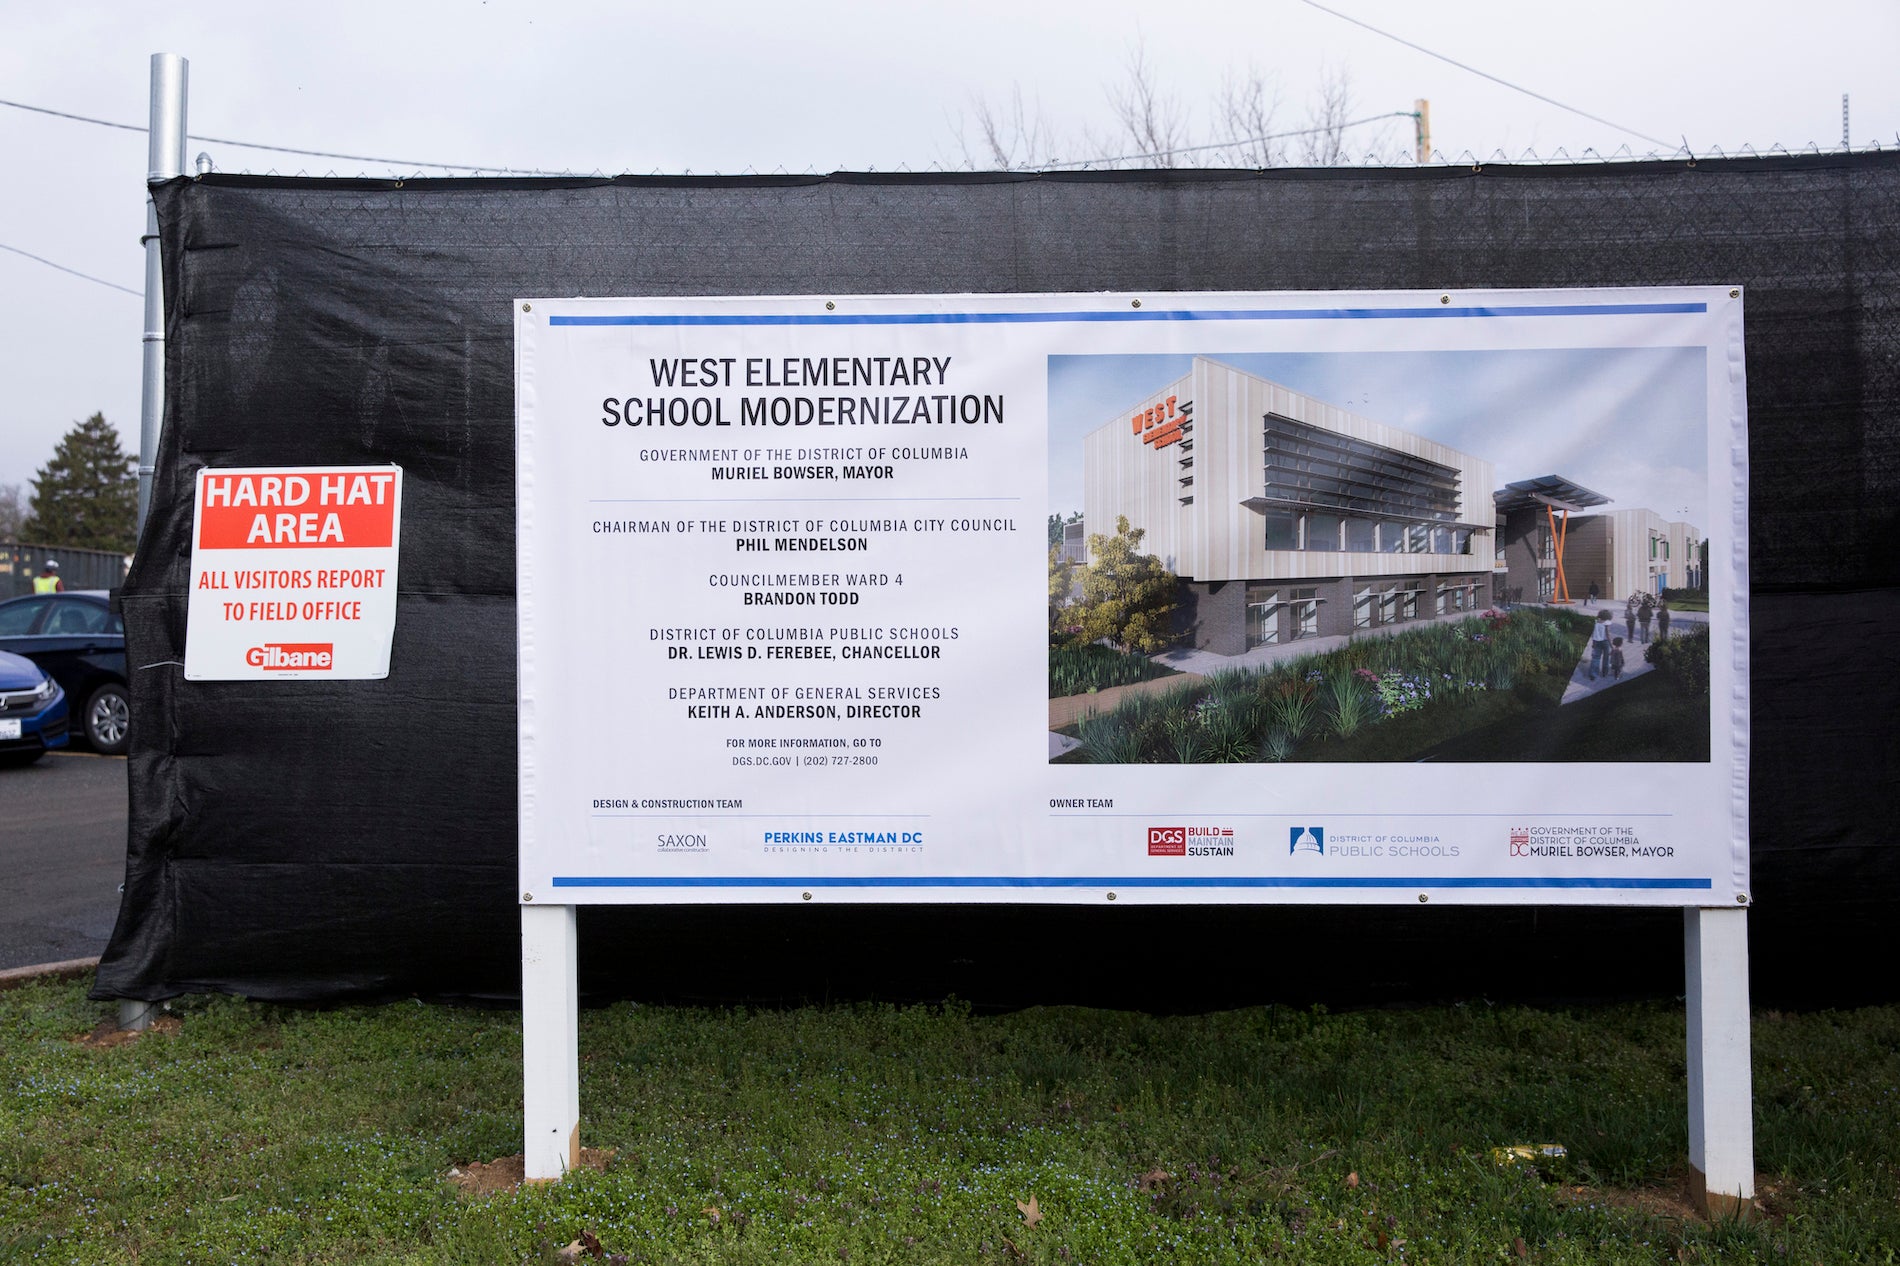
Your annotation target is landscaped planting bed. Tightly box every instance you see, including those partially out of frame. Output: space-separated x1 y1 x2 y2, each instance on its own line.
1069 609 1593 765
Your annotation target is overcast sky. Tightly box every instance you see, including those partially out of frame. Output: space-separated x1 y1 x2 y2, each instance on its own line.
2 0 1894 499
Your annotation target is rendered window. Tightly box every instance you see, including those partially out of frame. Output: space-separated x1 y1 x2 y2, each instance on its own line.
1454 528 1473 555
1247 596 1281 647
1263 513 1299 551
1432 527 1453 554
1290 587 1320 639
1344 518 1377 552
1408 524 1431 553
1379 586 1400 624
1353 585 1374 629
1304 514 1342 551
1401 581 1421 620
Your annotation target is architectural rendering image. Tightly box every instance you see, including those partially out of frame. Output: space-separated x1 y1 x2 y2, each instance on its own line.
1047 353 1713 764
1082 357 1496 655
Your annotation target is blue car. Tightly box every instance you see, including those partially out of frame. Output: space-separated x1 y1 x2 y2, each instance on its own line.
0 648 69 766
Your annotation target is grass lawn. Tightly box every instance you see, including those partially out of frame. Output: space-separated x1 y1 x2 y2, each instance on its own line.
4 980 1897 1264
1418 672 1709 763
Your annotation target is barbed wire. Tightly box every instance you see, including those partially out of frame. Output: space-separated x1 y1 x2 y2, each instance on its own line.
1025 111 1417 170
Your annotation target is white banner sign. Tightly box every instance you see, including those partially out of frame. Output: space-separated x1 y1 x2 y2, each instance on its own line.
184 465 403 680
516 289 1748 906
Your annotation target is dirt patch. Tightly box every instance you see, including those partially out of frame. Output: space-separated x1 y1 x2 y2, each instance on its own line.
448 1147 617 1195
75 1015 181 1048
1558 1172 1780 1225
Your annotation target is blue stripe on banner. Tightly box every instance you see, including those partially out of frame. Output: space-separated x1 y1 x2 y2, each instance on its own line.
547 303 1707 328
550 876 1714 890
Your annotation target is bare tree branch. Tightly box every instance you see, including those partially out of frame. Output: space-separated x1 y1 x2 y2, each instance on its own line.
1214 65 1285 167
956 85 1059 170
1107 39 1187 167
1299 63 1355 165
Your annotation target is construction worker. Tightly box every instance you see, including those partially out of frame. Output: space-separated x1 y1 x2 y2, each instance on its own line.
33 559 63 593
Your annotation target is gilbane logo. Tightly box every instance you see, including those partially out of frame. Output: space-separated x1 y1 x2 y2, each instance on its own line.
245 642 335 670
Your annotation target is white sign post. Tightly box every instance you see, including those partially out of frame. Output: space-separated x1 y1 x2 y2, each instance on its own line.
515 289 1752 1206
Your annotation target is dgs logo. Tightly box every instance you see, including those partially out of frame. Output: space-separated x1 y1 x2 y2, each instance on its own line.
1147 827 1186 857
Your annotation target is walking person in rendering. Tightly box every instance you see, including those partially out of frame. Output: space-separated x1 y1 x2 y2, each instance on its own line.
1625 593 1640 641
1589 609 1613 680
1610 636 1626 681
1656 596 1672 641
1636 593 1655 644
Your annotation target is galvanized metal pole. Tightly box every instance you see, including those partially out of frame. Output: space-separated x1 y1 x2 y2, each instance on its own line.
122 53 186 1035
136 53 187 537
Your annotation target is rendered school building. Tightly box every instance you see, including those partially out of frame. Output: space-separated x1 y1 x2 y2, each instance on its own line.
1081 358 1495 656
1493 476 1702 603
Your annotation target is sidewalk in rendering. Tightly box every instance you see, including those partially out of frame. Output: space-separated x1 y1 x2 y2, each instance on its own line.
1560 607 1709 705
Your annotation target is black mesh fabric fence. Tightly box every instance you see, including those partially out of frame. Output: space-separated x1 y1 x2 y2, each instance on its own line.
95 156 1900 1009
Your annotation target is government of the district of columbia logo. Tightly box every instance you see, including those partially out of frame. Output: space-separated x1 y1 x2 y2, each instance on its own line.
1510 827 1532 857
1289 826 1325 856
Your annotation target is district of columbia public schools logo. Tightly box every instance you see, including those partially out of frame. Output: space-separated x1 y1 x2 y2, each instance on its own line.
1290 826 1324 856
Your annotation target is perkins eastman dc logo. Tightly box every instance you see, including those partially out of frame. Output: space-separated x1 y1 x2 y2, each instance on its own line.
1289 826 1325 856
246 642 334 670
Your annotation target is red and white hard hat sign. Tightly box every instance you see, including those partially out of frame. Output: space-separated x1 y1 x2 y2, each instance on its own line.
184 466 403 680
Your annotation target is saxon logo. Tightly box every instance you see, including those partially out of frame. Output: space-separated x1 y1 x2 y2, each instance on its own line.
1147 827 1186 857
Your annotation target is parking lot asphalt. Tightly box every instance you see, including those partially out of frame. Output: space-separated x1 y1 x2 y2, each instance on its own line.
0 749 128 972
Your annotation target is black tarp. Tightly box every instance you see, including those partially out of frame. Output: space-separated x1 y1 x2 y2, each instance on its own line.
96 156 1900 1010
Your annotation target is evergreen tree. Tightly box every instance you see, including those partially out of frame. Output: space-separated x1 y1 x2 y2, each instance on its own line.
24 414 138 552
1073 515 1179 653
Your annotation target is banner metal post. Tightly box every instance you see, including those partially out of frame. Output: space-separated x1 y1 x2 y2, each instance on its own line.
120 52 187 1036
137 52 187 537
521 903 580 1181
1685 905 1755 1218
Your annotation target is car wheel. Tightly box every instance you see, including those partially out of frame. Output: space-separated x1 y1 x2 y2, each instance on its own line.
85 683 131 755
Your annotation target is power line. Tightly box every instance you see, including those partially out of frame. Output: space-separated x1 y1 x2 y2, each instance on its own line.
1032 110 1415 169
0 95 567 175
0 242 140 296
1293 0 1673 150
